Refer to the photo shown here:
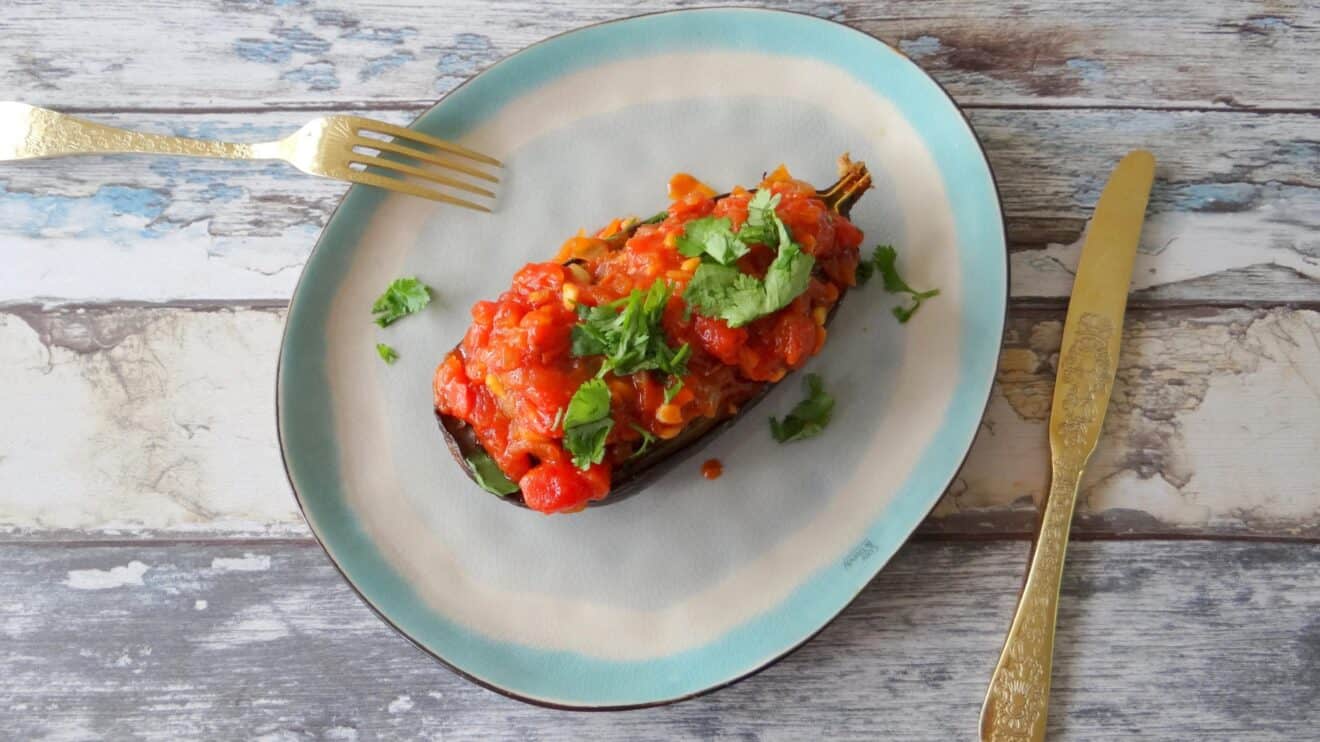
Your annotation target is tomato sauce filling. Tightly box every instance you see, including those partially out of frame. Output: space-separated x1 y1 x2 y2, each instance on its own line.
434 167 864 514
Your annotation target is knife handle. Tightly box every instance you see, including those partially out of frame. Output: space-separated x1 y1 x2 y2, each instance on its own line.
979 455 1086 741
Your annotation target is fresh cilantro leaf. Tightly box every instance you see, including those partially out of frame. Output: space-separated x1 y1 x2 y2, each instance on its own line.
737 189 782 246
565 419 613 469
371 277 432 327
761 241 816 314
466 451 519 496
375 343 399 364
628 423 658 459
570 303 614 357
680 187 818 328
892 291 940 323
869 245 940 323
683 263 767 327
769 373 835 443
663 377 684 404
563 379 614 469
675 216 749 266
563 378 611 428
683 229 815 327
570 281 690 378
641 210 668 225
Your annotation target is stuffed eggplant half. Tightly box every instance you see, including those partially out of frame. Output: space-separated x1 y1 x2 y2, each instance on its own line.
434 157 873 514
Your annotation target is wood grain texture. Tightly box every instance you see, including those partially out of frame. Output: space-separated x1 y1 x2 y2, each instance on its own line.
2 540 1317 740
946 306 1320 538
2 107 1317 304
2 0 1317 110
1 0 1316 736
4 304 1317 539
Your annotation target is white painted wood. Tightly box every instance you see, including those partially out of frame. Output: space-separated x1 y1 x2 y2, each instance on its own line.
1 1 1315 109
0 306 303 538
2 540 1317 740
1 108 1316 304
3 305 1316 539
947 307 1320 537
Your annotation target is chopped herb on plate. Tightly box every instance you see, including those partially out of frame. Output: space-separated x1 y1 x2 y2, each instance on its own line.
859 245 939 323
770 373 835 443
371 277 432 327
376 343 399 364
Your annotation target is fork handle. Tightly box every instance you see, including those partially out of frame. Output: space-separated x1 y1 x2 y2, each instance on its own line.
8 105 277 160
979 454 1086 741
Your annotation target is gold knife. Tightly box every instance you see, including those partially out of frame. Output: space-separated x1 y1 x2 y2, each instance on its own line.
979 150 1156 741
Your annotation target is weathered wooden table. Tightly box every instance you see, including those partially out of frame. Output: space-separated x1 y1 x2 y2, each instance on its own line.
2 2 1317 739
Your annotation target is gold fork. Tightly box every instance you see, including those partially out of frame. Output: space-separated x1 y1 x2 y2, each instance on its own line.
0 102 500 212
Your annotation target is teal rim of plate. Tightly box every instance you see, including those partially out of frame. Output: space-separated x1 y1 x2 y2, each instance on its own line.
278 8 1007 708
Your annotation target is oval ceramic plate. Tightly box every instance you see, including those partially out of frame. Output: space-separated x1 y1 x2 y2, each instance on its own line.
278 8 1006 708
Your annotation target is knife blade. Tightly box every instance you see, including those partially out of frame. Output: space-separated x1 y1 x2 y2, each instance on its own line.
980 150 1155 742
1048 149 1155 463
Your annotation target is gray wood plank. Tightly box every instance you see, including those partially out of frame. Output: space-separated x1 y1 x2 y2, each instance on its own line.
1 540 1317 740
1 1 1316 110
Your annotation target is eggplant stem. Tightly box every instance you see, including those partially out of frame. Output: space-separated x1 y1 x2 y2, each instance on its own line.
817 159 872 217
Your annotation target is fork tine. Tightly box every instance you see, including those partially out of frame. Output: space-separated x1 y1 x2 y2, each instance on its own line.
353 154 496 198
352 136 499 183
346 170 492 213
347 116 502 167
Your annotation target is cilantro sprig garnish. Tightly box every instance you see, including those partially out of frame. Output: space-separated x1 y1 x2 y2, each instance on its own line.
680 188 816 328
571 280 691 379
371 277 432 327
562 378 614 469
770 373 835 443
376 343 399 364
736 189 783 247
466 451 519 496
677 216 749 266
628 423 658 460
663 378 684 404
858 245 940 323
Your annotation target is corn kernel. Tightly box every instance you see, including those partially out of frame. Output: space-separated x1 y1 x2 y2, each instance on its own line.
680 257 701 273
484 374 506 399
562 283 580 309
664 232 679 248
656 403 683 425
812 306 828 326
656 424 684 440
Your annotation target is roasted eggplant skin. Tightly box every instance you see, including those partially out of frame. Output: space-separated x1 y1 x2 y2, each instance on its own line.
437 160 872 509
